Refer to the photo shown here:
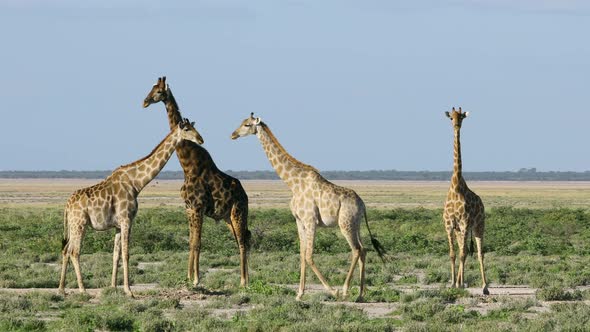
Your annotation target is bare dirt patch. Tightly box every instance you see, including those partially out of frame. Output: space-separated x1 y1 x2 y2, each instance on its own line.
280 283 539 318
1 281 588 321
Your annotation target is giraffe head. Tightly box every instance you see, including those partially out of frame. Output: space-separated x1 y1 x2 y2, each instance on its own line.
177 118 205 145
231 112 261 140
143 76 169 108
445 107 469 129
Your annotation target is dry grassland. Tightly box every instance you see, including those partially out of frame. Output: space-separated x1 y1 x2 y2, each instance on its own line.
0 178 589 209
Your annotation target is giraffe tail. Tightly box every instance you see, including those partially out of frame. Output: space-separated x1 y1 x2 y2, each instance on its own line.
244 228 252 252
469 232 475 257
364 209 387 264
62 208 69 251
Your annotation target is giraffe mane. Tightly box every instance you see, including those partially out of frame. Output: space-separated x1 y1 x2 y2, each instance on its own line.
163 89 183 125
259 122 318 173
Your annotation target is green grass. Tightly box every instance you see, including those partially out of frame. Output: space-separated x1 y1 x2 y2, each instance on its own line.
1 206 590 330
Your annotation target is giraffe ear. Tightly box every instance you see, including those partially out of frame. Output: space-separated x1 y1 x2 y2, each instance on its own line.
165 84 169 91
463 111 470 118
254 117 261 125
445 111 451 119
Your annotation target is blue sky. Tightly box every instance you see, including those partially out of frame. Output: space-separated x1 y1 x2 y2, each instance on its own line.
1 1 589 172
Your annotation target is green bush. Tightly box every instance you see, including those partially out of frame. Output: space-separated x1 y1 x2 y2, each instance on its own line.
536 286 583 301
400 298 446 321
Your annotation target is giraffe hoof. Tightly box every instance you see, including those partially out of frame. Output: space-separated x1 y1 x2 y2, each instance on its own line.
483 287 490 295
332 290 340 300
124 288 134 297
295 294 303 301
192 277 201 287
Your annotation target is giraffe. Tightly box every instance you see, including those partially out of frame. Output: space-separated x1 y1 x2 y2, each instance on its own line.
443 107 489 295
231 113 386 302
58 119 204 297
142 76 250 287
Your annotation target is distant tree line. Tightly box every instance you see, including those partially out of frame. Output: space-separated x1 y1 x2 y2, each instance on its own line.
2 168 590 181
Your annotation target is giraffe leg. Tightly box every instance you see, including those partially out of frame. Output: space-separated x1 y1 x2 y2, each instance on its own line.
70 251 86 294
456 232 468 289
120 220 133 297
340 222 364 301
475 236 489 295
304 222 337 298
295 219 307 301
342 250 360 299
186 207 204 287
59 222 72 294
58 250 69 295
60 213 87 295
225 202 249 287
358 248 366 302
223 222 244 285
235 203 249 288
187 216 195 281
446 229 456 288
66 221 86 294
111 230 121 288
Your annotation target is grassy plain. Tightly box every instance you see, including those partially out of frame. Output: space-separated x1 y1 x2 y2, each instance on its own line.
1 179 590 331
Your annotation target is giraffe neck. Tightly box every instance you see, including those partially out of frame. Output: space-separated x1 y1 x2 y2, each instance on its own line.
118 129 181 193
256 123 316 188
164 89 183 131
451 127 465 191
160 88 212 177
